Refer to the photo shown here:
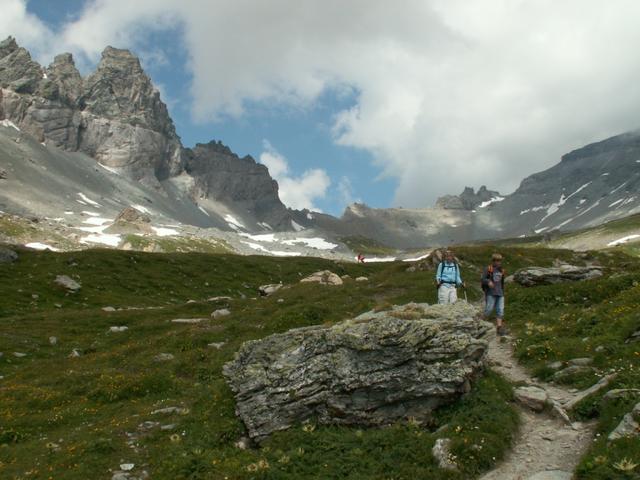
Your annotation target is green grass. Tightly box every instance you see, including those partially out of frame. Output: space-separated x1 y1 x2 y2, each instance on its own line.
123 234 234 254
340 235 397 256
1 244 637 479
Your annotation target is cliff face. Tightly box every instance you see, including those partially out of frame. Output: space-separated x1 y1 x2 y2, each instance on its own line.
0 37 290 226
184 141 291 229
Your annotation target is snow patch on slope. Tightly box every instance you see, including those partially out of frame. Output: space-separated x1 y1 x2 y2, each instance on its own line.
1 119 20 131
77 193 101 207
608 235 640 247
281 237 337 250
81 233 121 247
478 196 505 208
240 241 301 257
25 242 59 251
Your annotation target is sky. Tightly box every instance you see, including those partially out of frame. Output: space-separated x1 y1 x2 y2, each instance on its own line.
2 0 640 215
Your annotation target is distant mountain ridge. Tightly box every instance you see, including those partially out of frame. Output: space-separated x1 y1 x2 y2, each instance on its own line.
1 35 639 252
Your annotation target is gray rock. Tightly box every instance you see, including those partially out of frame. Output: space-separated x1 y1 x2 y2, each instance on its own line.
105 207 153 234
432 438 457 471
171 318 206 324
513 265 603 286
568 357 593 367
154 353 174 362
526 471 572 480
211 308 231 319
109 326 128 332
102 306 116 312
55 275 81 291
223 302 490 441
0 37 42 94
234 437 250 450
258 283 283 296
151 406 189 415
626 329 640 344
563 374 617 411
514 386 549 411
207 296 232 302
436 186 502 210
48 336 57 345
0 246 17 263
602 389 640 402
551 365 593 382
547 361 564 370
608 402 640 441
300 270 343 286
208 342 227 350
355 276 369 282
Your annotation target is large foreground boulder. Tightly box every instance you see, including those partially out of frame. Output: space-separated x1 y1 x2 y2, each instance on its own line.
223 302 491 441
512 265 603 286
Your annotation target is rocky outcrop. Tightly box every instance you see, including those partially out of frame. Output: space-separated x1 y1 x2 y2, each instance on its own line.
105 206 153 234
512 265 603 286
436 186 502 210
0 37 42 94
79 46 184 184
184 141 290 228
223 302 491 441
0 37 296 229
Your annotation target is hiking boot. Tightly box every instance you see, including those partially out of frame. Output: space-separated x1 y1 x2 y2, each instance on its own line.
497 325 509 336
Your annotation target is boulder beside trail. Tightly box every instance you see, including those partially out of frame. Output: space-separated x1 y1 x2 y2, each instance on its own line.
608 401 640 441
514 386 549 411
512 265 603 286
223 302 491 441
300 270 343 286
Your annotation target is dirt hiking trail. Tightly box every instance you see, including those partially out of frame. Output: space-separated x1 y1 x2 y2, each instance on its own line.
480 332 597 480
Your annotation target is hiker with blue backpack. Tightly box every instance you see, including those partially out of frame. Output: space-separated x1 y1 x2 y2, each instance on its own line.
436 250 465 304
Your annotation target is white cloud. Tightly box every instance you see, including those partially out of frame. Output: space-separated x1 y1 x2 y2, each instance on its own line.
337 176 360 207
4 0 640 206
0 0 53 52
259 141 330 211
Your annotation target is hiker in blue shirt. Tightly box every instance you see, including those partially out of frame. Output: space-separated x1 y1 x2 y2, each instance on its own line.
436 250 464 304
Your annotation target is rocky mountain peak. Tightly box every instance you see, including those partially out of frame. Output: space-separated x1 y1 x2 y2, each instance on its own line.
46 52 83 104
0 36 43 94
436 185 501 210
82 46 176 137
0 36 19 57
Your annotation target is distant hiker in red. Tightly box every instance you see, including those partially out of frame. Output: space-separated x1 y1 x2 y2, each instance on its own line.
357 254 365 264
482 253 507 335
